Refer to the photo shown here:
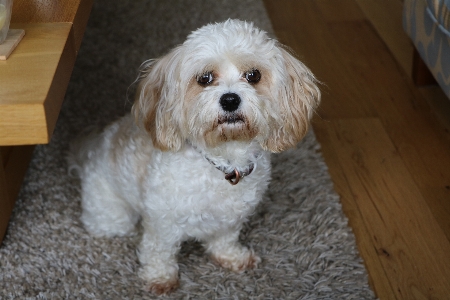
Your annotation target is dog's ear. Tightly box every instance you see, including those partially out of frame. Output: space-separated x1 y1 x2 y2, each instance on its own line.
132 47 184 151
264 46 320 153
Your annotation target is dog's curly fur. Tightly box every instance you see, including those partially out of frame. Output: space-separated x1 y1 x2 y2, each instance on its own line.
68 19 320 295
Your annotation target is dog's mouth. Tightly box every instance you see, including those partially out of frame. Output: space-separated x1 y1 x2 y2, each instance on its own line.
204 112 257 146
218 114 245 125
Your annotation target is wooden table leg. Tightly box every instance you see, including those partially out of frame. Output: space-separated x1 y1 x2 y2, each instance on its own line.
0 145 35 244
412 48 437 86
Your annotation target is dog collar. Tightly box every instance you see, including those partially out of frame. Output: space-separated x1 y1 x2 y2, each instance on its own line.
189 143 257 185
204 156 254 185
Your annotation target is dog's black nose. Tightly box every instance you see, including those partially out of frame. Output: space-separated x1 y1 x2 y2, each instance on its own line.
220 93 241 112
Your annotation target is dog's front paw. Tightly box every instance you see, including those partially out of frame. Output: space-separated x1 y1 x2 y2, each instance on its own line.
139 263 179 295
212 247 261 272
143 277 179 295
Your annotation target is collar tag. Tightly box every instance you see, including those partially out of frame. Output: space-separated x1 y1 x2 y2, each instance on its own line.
189 143 257 185
225 169 241 185
224 163 254 185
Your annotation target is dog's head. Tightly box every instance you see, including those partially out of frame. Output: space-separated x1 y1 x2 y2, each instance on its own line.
132 19 320 152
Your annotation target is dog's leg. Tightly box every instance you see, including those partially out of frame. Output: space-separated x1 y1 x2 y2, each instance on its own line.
205 230 261 272
80 177 139 237
138 221 182 295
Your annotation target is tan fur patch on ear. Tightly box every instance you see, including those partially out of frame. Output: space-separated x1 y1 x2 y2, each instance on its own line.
265 46 320 153
264 115 309 153
132 48 185 152
132 65 165 150
142 87 168 151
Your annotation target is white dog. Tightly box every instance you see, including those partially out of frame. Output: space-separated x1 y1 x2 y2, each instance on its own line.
68 19 320 295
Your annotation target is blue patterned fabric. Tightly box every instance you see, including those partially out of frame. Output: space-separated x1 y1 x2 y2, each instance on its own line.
404 0 450 99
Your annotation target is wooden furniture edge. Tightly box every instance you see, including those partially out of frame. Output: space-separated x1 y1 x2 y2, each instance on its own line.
0 24 76 243
0 23 76 243
0 0 93 244
0 23 75 146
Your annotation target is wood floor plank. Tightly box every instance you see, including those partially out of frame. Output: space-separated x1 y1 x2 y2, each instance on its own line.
420 187 450 241
356 0 450 141
314 0 365 22
354 0 413 77
264 1 450 298
313 121 396 300
265 5 379 120
319 19 450 251
268 1 450 192
324 118 450 299
322 21 450 189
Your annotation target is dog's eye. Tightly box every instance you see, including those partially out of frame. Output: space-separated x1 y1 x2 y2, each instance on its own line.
197 72 214 86
245 69 261 84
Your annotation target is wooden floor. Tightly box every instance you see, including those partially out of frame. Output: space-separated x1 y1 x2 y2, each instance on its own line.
263 1 450 299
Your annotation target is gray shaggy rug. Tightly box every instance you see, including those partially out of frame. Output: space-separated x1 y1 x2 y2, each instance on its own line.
0 1 375 299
